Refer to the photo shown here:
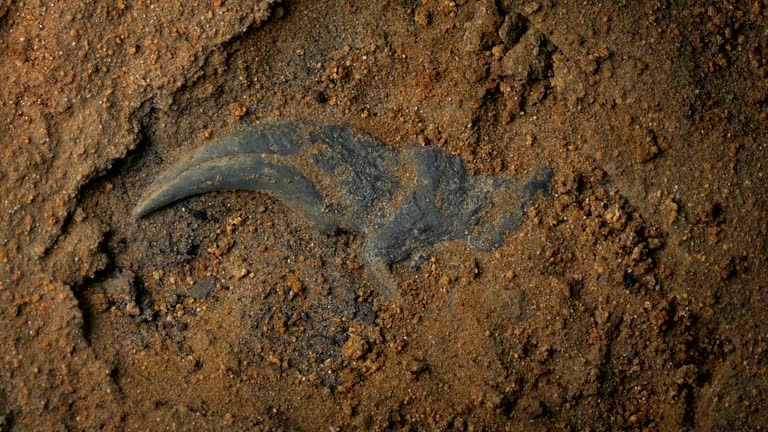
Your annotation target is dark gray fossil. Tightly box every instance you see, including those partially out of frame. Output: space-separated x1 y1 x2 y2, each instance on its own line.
134 122 552 297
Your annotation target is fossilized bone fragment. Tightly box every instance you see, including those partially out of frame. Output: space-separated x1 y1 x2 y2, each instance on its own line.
134 122 553 297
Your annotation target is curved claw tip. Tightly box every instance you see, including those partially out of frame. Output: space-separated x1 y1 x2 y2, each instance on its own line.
130 122 327 221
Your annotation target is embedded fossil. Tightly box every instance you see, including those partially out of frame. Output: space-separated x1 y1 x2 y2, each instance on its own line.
133 122 552 297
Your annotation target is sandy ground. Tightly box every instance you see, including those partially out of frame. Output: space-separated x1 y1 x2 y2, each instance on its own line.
1 0 767 430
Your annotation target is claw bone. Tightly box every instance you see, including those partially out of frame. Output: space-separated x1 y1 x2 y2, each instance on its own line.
133 121 553 298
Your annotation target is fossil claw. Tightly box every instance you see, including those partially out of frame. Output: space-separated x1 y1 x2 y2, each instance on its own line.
132 123 324 220
132 121 553 298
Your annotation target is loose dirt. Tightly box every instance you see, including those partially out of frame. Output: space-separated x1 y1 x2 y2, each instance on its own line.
1 0 766 430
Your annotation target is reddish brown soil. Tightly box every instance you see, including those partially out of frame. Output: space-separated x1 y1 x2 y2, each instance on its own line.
1 0 767 430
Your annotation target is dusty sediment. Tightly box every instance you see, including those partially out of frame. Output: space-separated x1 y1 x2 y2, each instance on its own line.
0 0 766 430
